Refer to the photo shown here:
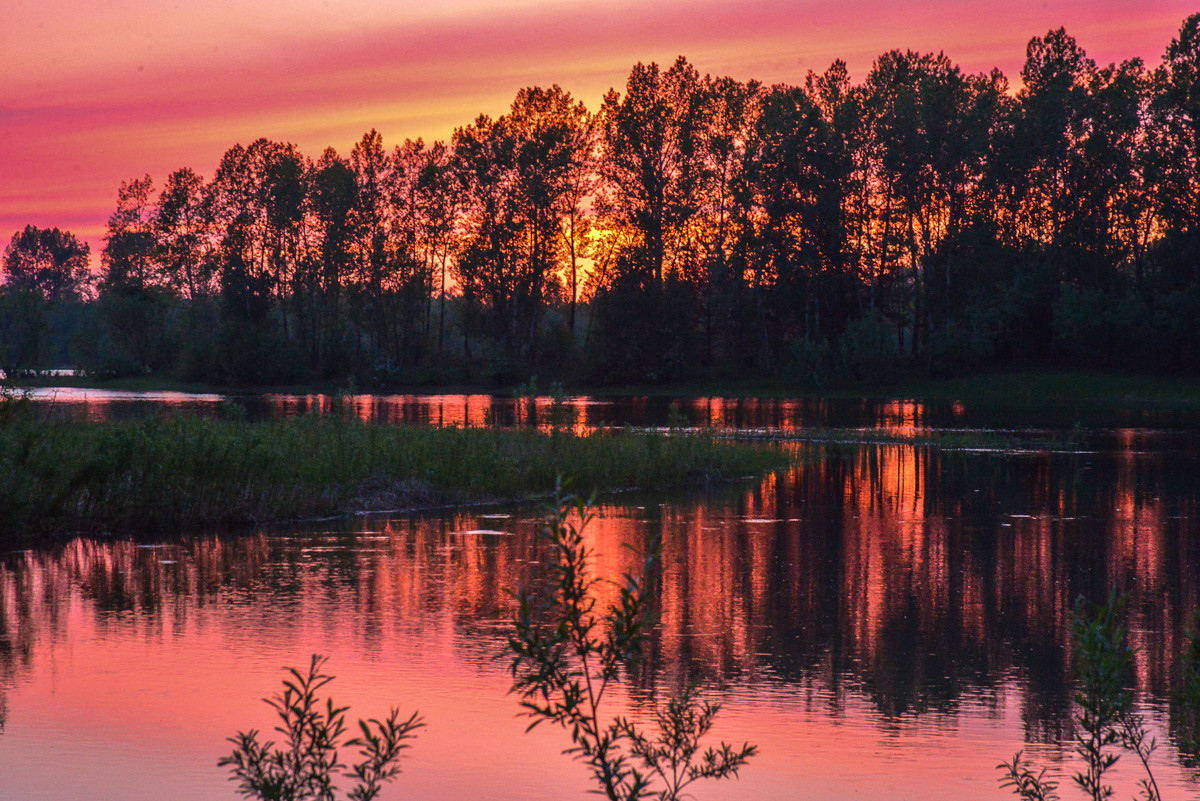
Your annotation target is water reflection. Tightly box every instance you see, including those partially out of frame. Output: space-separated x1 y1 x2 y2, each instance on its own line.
33 388 1200 432
2 431 1200 798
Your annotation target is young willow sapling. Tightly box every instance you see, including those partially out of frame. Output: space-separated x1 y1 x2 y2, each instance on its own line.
999 593 1161 801
220 654 423 801
508 481 756 800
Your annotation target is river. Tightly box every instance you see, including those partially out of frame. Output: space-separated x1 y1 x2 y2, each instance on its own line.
2 391 1199 799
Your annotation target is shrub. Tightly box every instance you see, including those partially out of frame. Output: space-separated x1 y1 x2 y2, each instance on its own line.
837 310 899 380
508 483 756 800
999 593 1161 801
220 655 423 801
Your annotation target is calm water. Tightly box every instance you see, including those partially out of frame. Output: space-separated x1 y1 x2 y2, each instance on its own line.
25 385 1200 430
3 393 1200 799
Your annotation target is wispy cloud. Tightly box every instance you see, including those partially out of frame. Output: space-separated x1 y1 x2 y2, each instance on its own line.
1 0 1192 257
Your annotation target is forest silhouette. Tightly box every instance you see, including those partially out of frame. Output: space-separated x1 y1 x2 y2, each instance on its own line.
4 17 1200 387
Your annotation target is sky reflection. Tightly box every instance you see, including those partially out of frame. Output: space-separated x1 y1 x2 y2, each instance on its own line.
3 431 1200 798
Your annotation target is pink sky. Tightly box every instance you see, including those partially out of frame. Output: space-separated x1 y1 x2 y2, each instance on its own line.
0 0 1192 263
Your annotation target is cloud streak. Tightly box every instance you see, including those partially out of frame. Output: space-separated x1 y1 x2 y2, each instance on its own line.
2 0 1193 257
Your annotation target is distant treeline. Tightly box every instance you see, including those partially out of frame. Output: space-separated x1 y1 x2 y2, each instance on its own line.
4 17 1200 387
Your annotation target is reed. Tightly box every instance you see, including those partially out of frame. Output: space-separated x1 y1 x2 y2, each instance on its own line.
0 413 788 537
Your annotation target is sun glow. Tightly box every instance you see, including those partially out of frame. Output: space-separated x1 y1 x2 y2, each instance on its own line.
3 0 1192 262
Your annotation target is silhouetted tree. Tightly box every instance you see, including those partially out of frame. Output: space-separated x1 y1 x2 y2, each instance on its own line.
22 18 1200 385
689 74 759 371
741 78 838 366
304 147 360 375
91 175 177 375
2 225 91 302
386 136 454 368
599 57 707 287
154 167 214 300
592 58 709 380
453 113 521 368
506 85 590 363
0 225 90 376
395 139 458 354
102 175 157 292
1147 14 1200 287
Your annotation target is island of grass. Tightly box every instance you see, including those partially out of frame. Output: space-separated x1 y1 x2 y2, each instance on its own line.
0 409 790 538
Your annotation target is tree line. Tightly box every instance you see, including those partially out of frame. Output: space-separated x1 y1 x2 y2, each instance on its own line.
5 16 1200 386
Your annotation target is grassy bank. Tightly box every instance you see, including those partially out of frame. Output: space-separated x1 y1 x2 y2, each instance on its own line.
0 411 789 538
856 370 1200 409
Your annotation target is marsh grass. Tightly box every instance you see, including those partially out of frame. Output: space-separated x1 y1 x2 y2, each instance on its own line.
0 412 787 537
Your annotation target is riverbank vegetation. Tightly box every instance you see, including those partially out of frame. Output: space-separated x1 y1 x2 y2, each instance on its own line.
0 408 788 538
5 17 1200 389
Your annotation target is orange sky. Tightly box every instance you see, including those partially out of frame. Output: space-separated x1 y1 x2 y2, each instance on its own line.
0 0 1192 263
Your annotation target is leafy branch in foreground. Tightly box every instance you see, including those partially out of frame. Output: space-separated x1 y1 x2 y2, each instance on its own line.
508 480 755 800
999 750 1060 801
999 593 1161 801
219 654 423 801
619 684 757 800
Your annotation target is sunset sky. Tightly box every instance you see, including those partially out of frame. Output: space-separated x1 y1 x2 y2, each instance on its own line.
1 0 1192 263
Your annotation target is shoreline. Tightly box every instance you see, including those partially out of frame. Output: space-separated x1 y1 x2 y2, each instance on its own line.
14 369 1200 409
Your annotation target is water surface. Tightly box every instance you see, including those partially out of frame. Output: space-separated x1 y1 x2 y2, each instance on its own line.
3 394 1200 799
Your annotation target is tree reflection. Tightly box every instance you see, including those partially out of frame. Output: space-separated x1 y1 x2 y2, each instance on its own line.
2 435 1199 749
